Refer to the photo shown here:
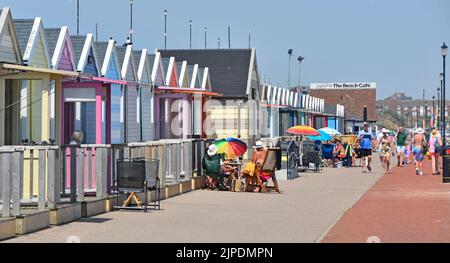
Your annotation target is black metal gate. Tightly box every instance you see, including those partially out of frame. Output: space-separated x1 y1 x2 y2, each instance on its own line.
286 140 299 179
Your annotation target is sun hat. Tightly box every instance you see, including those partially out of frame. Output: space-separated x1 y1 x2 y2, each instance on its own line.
382 128 388 133
416 127 424 134
207 144 218 156
253 141 264 149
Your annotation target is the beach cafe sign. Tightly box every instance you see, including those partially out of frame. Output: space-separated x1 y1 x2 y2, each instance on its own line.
310 82 376 89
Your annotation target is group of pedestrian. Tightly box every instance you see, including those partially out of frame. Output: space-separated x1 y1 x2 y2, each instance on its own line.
356 122 443 176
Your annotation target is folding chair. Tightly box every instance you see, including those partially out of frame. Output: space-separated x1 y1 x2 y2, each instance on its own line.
304 151 321 172
113 158 160 212
260 148 281 193
202 153 230 191
321 144 335 168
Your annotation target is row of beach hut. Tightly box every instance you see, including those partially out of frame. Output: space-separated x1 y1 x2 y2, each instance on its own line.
0 7 219 147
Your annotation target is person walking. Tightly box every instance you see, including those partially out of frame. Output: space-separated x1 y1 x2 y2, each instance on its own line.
379 130 395 173
429 129 443 175
404 141 412 166
395 127 407 167
357 122 376 173
412 128 427 175
376 127 384 166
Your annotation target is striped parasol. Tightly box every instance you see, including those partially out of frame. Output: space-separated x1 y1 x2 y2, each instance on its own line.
214 138 248 159
287 125 320 136
319 127 342 136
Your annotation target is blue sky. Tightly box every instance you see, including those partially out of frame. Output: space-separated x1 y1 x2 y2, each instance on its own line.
3 0 449 99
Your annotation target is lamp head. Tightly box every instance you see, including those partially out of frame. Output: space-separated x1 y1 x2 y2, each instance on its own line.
442 42 448 57
288 49 293 55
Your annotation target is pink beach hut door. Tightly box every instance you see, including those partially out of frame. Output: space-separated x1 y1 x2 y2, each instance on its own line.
63 88 101 194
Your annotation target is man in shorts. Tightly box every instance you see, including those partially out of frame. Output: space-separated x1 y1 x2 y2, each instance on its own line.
412 128 426 175
358 122 376 173
395 127 407 167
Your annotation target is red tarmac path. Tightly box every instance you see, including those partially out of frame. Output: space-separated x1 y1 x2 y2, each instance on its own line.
322 159 450 243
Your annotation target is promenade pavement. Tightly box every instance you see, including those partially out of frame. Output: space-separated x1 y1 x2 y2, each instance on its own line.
3 161 384 243
322 159 450 243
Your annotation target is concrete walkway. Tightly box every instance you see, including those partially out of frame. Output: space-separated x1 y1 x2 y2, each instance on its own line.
3 162 384 243
322 160 450 243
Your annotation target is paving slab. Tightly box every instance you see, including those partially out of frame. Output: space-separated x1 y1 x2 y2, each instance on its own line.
322 160 450 243
3 161 384 243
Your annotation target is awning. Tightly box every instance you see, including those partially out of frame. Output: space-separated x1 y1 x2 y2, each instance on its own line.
88 76 127 85
0 63 79 77
1 64 132 86
156 86 222 97
261 103 288 109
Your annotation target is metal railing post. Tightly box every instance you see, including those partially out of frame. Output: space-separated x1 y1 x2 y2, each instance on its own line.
102 147 108 198
29 148 34 199
87 147 92 190
163 143 170 184
11 149 23 216
1 150 12 218
77 147 85 202
38 148 47 211
47 147 60 208
174 143 180 183
69 145 77 203
95 147 104 198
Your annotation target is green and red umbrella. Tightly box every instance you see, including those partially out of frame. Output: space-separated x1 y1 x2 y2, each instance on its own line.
214 138 248 159
287 125 320 136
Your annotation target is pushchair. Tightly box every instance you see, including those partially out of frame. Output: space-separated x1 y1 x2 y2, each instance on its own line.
321 143 335 168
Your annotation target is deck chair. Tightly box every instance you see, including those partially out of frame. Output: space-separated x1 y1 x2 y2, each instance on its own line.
202 153 229 191
303 151 321 172
113 158 160 212
260 148 281 193
321 144 335 168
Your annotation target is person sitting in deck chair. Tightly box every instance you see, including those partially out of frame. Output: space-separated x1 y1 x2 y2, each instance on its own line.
343 141 356 167
243 141 268 192
202 144 236 191
333 137 346 166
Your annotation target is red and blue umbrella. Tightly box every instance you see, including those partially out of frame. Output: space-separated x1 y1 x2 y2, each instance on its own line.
214 138 248 159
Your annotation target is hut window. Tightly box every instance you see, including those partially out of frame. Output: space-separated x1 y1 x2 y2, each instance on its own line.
88 55 95 65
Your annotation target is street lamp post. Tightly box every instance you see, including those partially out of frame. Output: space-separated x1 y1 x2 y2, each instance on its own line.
129 0 134 42
76 0 80 35
288 49 293 88
410 108 413 129
189 20 192 49
441 73 445 140
297 56 304 89
164 10 167 49
433 96 436 128
416 106 419 128
204 27 207 49
438 87 441 130
442 42 448 146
